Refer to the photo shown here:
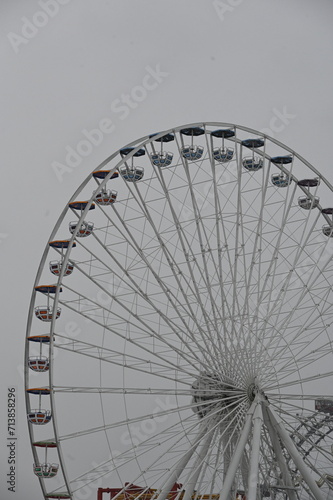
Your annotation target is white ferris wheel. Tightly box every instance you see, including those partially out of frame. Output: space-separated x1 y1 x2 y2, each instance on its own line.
25 122 333 500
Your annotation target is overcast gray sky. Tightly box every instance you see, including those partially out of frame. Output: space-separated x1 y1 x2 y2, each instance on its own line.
1 1 333 499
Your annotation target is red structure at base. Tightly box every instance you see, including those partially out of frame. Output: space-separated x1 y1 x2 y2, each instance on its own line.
97 483 182 500
97 484 245 500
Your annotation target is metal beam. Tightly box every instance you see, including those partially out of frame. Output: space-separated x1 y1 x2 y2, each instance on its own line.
267 405 323 500
219 400 257 500
247 402 263 500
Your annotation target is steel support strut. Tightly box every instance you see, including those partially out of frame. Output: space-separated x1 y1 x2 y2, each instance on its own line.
154 422 211 500
247 401 263 500
182 423 216 500
219 400 257 500
267 406 323 500
263 405 297 500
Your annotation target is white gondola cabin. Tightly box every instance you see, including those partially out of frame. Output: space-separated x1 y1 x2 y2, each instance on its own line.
95 189 118 205
181 145 204 162
49 260 74 276
35 307 61 322
271 173 291 187
120 147 145 182
297 179 320 210
120 166 144 182
149 132 174 167
33 463 59 478
180 127 205 162
321 208 333 237
243 157 263 171
27 409 52 425
28 356 49 372
242 138 264 172
213 147 234 163
150 152 173 167
69 221 94 237
49 240 76 274
298 196 319 210
211 129 235 164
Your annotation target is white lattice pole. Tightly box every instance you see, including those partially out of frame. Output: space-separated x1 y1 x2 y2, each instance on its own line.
267 405 323 500
247 401 263 500
155 422 210 500
263 405 297 500
219 401 256 500
182 424 215 500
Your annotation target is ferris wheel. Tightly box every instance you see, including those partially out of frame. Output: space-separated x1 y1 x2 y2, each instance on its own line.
25 122 333 500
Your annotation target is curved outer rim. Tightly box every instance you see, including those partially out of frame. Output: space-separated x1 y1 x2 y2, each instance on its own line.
25 121 333 499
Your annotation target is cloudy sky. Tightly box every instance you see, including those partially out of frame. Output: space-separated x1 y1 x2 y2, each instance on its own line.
1 1 333 499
